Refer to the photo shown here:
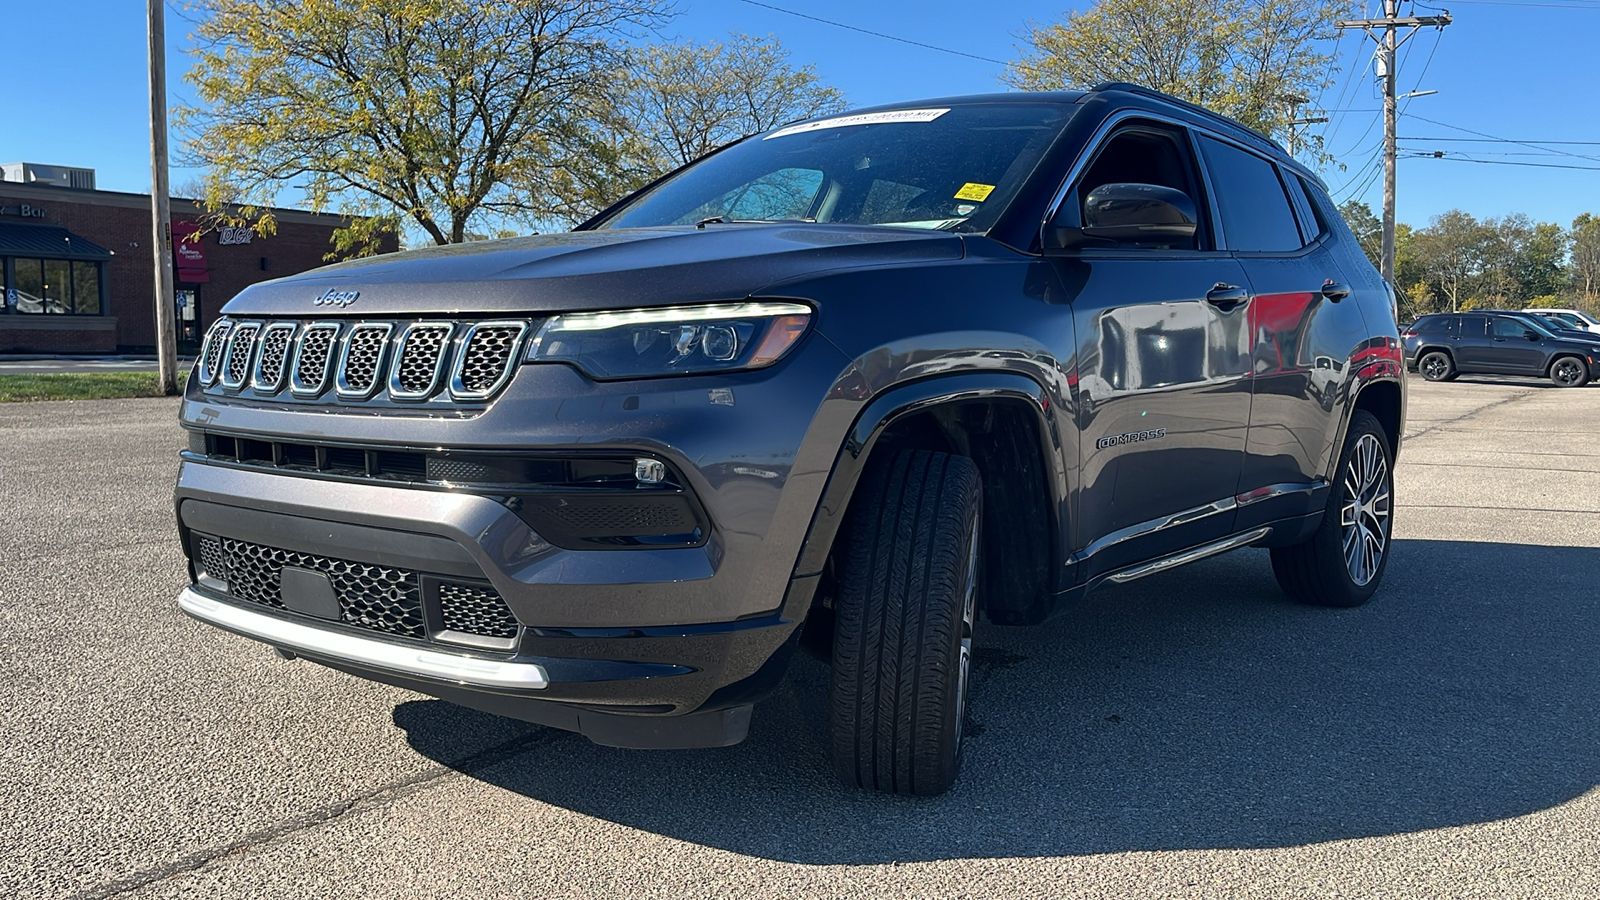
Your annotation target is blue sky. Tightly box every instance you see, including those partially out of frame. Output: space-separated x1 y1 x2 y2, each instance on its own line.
4 0 1598 229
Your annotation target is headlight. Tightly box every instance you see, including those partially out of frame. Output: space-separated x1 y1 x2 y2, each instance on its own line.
526 301 812 379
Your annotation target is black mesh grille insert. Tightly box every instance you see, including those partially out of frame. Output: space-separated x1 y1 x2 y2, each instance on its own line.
294 325 338 392
223 323 260 387
196 536 227 583
395 324 452 395
216 538 425 637
456 324 523 394
439 582 520 638
341 325 389 394
201 322 232 383
253 325 294 390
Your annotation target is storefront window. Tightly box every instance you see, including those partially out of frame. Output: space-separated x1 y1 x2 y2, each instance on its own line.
72 261 101 314
1 257 103 314
44 259 70 313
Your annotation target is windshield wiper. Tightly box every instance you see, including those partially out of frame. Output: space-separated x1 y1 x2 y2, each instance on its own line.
696 216 816 229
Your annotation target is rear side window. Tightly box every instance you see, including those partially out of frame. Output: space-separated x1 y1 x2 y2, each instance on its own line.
1459 315 1489 337
1415 315 1454 334
1197 135 1303 252
1295 175 1334 236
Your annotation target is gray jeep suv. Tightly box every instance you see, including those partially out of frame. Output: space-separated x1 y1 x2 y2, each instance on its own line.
175 84 1405 795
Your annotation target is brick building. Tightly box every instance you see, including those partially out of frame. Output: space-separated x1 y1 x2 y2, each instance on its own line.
1 164 389 353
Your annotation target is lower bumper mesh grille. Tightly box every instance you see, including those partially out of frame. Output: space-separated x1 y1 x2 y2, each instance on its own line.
193 535 519 644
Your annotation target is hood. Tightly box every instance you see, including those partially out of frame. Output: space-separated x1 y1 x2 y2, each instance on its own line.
222 224 965 316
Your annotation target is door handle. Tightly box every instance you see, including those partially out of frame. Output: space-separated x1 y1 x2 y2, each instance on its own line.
1206 284 1250 310
1321 281 1352 302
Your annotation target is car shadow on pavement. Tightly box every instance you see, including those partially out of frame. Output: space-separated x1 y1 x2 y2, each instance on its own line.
395 538 1599 863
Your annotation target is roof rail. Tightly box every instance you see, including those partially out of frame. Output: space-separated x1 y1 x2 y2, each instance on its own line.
1088 82 1282 155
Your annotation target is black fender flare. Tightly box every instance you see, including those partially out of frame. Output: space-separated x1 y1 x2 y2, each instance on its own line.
790 371 1067 581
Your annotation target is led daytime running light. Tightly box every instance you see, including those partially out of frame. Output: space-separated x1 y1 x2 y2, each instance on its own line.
545 302 811 332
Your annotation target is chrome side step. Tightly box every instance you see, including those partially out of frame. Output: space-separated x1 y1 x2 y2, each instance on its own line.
1105 527 1273 584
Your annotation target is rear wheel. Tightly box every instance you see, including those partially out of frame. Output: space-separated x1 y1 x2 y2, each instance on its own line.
1550 356 1589 388
1418 350 1456 382
1270 411 1393 608
831 449 981 796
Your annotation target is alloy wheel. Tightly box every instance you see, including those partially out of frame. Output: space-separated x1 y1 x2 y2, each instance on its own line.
1340 434 1391 586
1553 359 1584 386
1421 355 1447 380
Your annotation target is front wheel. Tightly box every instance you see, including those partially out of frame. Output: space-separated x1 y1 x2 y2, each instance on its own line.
831 449 982 796
1270 410 1394 607
1550 356 1590 388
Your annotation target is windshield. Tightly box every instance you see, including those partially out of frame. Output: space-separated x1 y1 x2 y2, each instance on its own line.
591 103 1077 233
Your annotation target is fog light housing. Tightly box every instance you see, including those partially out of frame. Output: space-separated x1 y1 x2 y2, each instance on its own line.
635 458 667 484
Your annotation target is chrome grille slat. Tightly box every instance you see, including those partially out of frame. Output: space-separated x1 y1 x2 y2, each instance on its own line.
220 322 261 390
290 323 340 397
205 316 528 403
250 323 298 393
336 323 393 400
450 321 527 400
389 323 454 400
198 320 232 387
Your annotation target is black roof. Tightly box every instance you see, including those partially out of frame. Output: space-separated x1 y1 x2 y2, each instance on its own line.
0 222 114 261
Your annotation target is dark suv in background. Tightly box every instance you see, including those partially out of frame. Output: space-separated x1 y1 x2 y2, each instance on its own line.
1404 311 1600 387
174 83 1405 796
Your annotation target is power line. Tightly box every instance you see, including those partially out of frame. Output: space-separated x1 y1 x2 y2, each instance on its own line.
1406 113 1600 163
1437 0 1600 8
1400 136 1600 144
733 0 1007 65
1403 154 1600 171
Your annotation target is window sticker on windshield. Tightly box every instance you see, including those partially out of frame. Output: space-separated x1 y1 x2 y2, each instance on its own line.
764 109 950 140
954 183 995 202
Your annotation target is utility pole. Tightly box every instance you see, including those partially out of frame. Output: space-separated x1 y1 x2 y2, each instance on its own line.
1337 6 1451 286
1281 93 1330 159
148 0 179 395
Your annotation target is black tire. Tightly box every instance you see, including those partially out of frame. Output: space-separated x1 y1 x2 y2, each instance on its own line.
1550 356 1590 388
1270 410 1394 608
831 448 982 796
1417 350 1456 382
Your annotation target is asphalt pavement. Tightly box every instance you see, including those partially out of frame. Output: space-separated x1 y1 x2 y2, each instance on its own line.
2 378 1596 899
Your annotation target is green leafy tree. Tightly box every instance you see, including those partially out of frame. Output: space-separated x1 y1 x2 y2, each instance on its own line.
1570 213 1600 308
1005 0 1355 149
554 33 846 221
179 0 670 252
1412 209 1489 313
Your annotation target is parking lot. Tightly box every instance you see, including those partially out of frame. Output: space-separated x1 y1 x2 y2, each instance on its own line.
3 377 1597 899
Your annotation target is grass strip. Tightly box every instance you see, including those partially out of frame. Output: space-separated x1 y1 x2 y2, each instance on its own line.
0 373 168 402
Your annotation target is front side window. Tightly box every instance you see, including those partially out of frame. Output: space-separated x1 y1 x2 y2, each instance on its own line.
1071 126 1206 250
1492 317 1532 338
594 103 1077 233
1197 135 1303 252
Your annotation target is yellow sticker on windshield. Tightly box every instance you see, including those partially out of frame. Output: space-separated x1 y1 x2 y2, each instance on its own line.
954 182 995 202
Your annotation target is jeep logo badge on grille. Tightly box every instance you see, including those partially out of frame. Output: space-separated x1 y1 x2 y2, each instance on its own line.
313 288 360 308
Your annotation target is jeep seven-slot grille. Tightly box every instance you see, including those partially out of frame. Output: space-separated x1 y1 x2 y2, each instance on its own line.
193 535 521 643
205 317 529 403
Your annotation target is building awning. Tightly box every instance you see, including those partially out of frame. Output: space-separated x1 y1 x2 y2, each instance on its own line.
0 222 114 261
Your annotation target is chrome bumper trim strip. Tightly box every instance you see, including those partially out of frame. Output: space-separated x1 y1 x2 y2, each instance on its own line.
177 587 547 690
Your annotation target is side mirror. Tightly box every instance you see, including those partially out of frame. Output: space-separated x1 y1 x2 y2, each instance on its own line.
1044 183 1198 250
1525 331 1540 341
